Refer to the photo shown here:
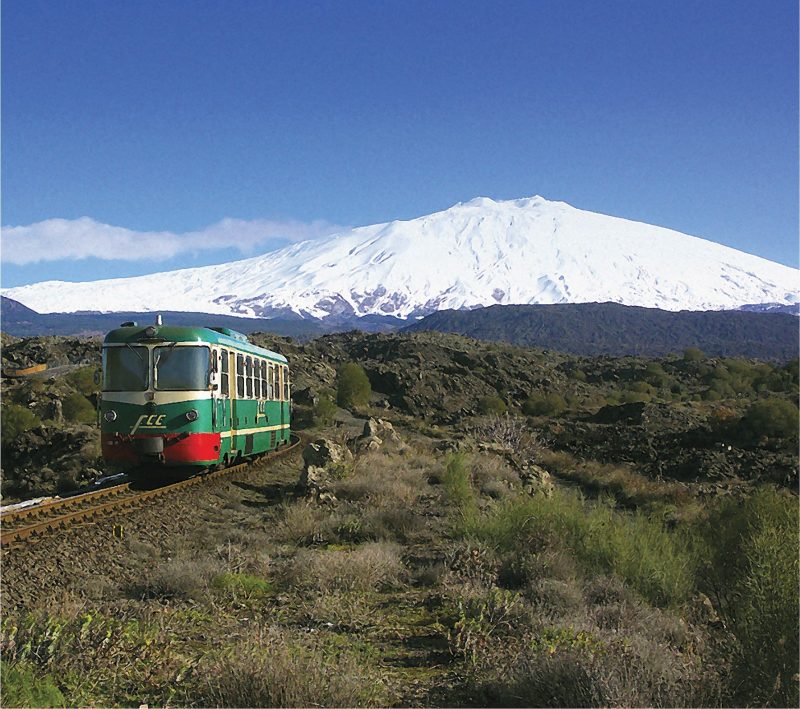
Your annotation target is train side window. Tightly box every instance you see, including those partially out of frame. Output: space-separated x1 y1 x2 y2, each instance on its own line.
261 361 268 398
283 366 290 401
272 365 279 400
254 358 262 399
236 353 245 398
220 349 229 395
245 356 253 398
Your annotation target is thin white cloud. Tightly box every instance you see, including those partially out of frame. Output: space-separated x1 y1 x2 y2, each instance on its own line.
0 216 346 265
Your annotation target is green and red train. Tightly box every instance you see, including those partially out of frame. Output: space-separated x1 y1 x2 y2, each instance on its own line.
100 320 291 473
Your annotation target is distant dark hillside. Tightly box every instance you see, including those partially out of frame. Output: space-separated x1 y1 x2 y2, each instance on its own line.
0 297 319 338
405 302 799 359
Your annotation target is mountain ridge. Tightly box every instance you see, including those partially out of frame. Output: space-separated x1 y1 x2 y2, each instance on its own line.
3 296 797 360
4 196 797 318
405 302 799 359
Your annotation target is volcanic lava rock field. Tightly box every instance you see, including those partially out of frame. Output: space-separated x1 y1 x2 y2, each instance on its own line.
1 330 797 707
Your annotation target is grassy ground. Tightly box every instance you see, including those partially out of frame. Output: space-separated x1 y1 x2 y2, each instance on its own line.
1 418 797 707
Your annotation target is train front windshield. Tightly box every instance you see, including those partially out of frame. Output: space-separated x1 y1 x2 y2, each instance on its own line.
103 346 149 391
154 345 210 390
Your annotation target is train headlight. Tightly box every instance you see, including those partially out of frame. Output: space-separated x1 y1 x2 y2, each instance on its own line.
185 409 199 422
104 410 117 422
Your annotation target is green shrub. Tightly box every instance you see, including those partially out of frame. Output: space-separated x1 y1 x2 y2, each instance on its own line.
739 398 799 441
619 390 650 404
464 491 694 607
314 388 337 426
1 403 41 446
336 363 371 409
698 489 799 707
683 347 705 362
0 661 65 708
522 393 566 416
212 572 272 598
643 362 669 387
442 453 475 509
477 395 507 415
61 394 96 424
65 366 98 395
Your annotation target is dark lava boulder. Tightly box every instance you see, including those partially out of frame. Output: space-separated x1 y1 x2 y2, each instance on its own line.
2 424 106 498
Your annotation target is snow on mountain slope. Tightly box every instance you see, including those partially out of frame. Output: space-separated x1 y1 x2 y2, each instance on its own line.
4 196 798 318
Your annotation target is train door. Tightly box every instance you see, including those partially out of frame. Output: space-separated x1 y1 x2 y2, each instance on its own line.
280 365 286 436
232 352 245 452
213 348 230 433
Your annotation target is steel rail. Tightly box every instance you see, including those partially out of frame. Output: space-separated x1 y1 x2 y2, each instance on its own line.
0 433 302 550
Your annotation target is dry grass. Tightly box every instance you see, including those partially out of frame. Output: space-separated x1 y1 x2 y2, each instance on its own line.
274 501 338 545
470 453 520 499
300 591 375 631
188 625 389 707
336 450 423 507
283 542 406 593
538 449 695 515
137 555 225 601
361 506 427 542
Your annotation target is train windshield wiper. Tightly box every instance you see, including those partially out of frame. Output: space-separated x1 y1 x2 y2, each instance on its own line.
125 343 144 361
154 342 177 366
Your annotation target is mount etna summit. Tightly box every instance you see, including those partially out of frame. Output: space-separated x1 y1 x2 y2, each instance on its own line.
5 196 797 320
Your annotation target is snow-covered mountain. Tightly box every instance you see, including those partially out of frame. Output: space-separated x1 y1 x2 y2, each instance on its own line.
5 196 798 319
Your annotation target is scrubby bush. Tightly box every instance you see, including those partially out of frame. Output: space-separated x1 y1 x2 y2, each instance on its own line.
284 542 405 593
275 501 337 545
476 629 707 708
65 366 98 396
643 362 669 387
442 453 475 508
1 403 41 446
0 660 65 708
619 390 651 404
465 491 694 607
336 363 371 409
522 392 566 416
698 488 799 707
1 607 188 706
313 388 337 426
628 381 654 395
683 347 705 362
138 556 224 600
212 572 272 599
477 395 507 415
61 393 96 424
739 398 799 442
190 627 389 707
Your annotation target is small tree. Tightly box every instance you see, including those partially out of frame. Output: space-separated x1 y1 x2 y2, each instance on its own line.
336 363 371 409
683 347 705 362
477 395 507 415
62 393 96 424
740 398 799 441
1 403 41 446
314 388 338 426
522 393 566 416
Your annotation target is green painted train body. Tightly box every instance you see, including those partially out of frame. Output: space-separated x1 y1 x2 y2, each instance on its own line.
100 322 290 471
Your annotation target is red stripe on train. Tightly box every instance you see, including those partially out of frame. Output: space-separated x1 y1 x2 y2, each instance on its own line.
102 432 221 465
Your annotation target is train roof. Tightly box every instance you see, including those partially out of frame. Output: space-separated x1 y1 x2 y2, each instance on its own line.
103 324 288 363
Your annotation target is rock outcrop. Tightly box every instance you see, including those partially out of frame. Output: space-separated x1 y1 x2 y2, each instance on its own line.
355 417 402 452
298 438 354 503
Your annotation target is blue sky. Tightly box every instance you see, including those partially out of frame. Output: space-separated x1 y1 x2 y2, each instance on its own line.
2 0 798 288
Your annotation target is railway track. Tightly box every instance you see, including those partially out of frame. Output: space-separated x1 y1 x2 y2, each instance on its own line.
0 434 302 550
